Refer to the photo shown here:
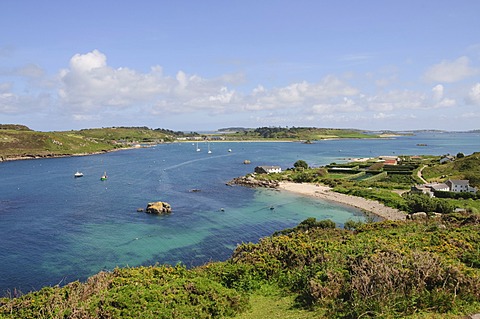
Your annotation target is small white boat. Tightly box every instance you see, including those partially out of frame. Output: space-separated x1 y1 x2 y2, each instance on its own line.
74 171 84 178
196 142 201 152
207 142 212 154
228 149 232 152
100 172 108 181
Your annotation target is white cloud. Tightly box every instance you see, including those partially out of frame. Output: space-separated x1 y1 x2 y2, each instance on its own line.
424 56 478 83
15 64 45 78
373 112 394 119
0 90 51 114
434 98 456 108
311 97 363 114
245 76 359 111
431 84 456 108
466 83 480 105
0 82 13 93
431 84 444 101
59 50 173 111
3 48 479 130
366 90 426 111
69 50 107 72
0 92 16 113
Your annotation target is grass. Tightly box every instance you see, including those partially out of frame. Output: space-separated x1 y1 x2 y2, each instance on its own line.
235 285 324 319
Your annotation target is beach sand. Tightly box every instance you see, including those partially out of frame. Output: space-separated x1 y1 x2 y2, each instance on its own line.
278 182 406 221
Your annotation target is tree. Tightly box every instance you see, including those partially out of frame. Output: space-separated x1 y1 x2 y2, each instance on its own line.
293 160 309 170
457 152 465 158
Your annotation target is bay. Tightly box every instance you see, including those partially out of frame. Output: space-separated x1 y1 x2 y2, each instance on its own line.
0 132 479 294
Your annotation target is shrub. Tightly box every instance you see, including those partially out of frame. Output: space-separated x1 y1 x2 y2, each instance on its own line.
293 159 309 170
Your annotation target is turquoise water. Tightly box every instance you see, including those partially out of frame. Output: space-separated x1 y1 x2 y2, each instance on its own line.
0 132 479 293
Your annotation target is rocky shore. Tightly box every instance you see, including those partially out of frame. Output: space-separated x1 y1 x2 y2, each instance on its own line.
226 175 279 188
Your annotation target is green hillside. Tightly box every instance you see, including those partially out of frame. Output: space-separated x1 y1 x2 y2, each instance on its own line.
0 126 180 160
423 152 480 186
1 218 479 318
220 127 381 140
0 125 392 160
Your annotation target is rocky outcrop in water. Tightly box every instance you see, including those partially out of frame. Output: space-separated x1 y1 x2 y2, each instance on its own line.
145 201 172 215
227 175 279 188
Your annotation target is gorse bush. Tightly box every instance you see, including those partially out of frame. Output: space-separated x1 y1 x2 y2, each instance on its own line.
232 218 480 318
2 219 480 318
0 265 248 319
403 193 456 214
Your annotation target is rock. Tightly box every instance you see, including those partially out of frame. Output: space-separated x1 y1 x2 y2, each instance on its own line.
431 212 443 219
227 176 279 189
145 201 172 215
409 212 428 220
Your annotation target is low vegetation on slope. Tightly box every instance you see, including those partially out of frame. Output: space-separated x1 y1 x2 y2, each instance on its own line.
218 126 381 140
0 126 180 160
1 216 479 318
423 152 480 186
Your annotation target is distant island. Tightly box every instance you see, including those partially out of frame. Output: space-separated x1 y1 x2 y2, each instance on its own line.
0 125 181 161
3 124 480 162
0 124 391 161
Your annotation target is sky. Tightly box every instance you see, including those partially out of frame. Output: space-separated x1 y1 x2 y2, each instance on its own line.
1 1 480 132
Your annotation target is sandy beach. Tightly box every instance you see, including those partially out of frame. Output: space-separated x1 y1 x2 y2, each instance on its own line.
278 182 406 221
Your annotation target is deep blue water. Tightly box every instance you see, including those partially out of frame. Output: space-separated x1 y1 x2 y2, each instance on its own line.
0 132 479 294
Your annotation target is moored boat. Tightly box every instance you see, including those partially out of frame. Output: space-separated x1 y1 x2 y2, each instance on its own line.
74 171 84 178
100 172 108 181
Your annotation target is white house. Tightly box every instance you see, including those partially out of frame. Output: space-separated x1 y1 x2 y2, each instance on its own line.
411 183 450 197
439 155 455 164
446 179 477 193
254 166 282 174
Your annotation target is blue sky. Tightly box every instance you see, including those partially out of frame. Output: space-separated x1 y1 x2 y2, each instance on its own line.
1 1 480 131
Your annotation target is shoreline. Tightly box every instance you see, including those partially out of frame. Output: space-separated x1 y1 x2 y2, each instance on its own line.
0 145 150 163
277 181 406 221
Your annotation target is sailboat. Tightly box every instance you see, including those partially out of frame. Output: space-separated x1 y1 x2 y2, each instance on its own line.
207 142 212 154
196 142 201 152
100 172 108 181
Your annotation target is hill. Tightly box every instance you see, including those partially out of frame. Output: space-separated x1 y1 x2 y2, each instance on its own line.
217 126 381 140
0 126 181 161
0 125 391 161
422 152 480 187
1 218 479 318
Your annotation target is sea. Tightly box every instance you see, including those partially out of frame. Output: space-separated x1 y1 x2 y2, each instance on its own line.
1 132 479 294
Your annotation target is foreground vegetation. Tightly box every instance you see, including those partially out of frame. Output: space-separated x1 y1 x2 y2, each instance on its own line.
1 216 479 318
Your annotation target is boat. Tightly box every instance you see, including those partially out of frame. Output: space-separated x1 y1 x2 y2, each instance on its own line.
207 142 212 154
228 149 232 152
196 142 201 152
74 171 84 178
100 172 108 181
